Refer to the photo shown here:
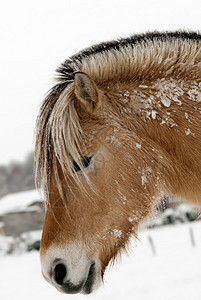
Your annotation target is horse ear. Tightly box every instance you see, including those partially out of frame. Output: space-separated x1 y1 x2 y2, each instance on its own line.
74 72 100 114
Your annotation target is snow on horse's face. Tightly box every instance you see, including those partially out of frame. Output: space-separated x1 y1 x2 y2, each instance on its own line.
35 32 201 294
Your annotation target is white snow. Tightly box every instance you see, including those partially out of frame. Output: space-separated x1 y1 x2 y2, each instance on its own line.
141 169 148 186
141 175 147 185
113 229 122 238
161 96 171 107
151 110 157 119
0 190 40 215
185 128 195 136
197 92 201 102
139 85 148 89
136 143 141 149
185 128 191 136
1 222 201 299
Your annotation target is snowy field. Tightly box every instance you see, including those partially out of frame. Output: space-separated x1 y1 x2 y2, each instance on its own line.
1 221 201 300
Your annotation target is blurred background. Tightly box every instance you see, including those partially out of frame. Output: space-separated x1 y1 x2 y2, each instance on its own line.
0 0 201 299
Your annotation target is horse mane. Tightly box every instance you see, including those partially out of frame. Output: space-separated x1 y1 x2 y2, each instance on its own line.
57 31 201 83
34 31 201 202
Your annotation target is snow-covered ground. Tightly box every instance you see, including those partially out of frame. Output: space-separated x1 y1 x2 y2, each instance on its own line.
1 221 201 300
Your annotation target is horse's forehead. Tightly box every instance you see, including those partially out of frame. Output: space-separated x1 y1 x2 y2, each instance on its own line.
81 122 113 141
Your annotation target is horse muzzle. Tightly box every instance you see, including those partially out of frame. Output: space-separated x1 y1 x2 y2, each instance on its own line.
40 244 102 294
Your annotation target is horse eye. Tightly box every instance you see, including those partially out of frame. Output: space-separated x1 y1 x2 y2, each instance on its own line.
73 156 93 173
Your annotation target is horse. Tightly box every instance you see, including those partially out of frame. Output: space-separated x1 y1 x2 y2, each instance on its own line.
34 31 201 294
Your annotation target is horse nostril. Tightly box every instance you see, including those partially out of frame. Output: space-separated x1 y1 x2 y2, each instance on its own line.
54 263 67 285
